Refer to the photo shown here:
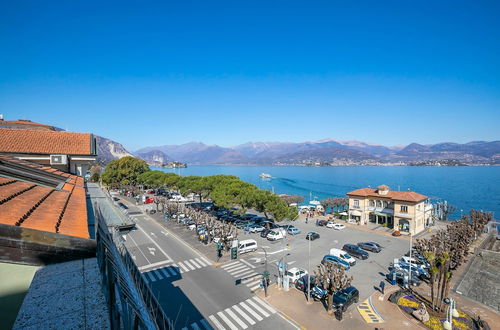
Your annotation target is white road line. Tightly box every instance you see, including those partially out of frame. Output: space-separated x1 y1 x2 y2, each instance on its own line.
245 298 270 318
221 261 240 268
208 315 225 330
146 271 156 282
166 267 177 276
155 269 164 280
239 301 263 321
224 263 244 271
278 313 301 330
191 322 201 330
256 248 286 255
159 268 170 278
230 267 252 276
253 297 277 314
225 308 247 329
195 257 207 267
127 233 153 265
249 284 261 291
227 265 247 273
190 259 202 268
217 312 238 330
246 279 261 287
232 305 255 325
241 275 260 284
235 270 255 278
177 262 189 272
200 319 214 330
201 257 211 265
136 223 173 262
183 260 196 271
138 260 172 271
240 259 256 269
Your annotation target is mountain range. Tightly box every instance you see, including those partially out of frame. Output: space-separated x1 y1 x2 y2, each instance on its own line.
133 139 500 165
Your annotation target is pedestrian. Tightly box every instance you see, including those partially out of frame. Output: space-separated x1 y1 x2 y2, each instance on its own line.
380 280 385 294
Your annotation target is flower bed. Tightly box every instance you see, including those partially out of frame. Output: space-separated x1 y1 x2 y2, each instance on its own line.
396 295 475 330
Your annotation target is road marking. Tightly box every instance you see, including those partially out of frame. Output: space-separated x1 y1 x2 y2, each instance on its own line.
230 267 252 276
235 269 255 278
357 297 384 323
253 297 277 314
247 279 261 288
148 247 156 256
200 257 211 265
225 308 247 329
136 223 173 262
195 257 207 267
249 284 261 291
138 260 172 271
242 275 259 284
200 319 213 330
256 248 287 255
155 269 164 280
183 260 196 270
227 265 247 273
221 261 240 268
245 298 270 317
232 305 255 325
127 232 153 265
191 322 201 330
240 259 256 269
224 263 244 271
239 301 263 321
208 315 225 330
166 267 177 276
217 312 238 330
190 259 202 268
145 271 156 282
177 262 189 272
159 268 170 278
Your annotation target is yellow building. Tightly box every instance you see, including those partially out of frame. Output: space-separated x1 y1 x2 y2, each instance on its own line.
347 185 433 235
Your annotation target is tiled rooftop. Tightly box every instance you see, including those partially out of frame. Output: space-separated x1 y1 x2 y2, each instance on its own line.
0 156 89 239
347 187 428 203
0 128 94 155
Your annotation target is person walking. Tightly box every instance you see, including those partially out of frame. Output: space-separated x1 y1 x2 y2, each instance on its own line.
380 280 385 294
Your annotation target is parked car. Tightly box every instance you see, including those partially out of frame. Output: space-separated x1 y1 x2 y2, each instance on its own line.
317 220 328 226
401 255 429 268
247 224 265 233
295 275 316 292
332 223 346 230
287 227 301 235
286 267 308 284
321 255 351 270
393 261 430 280
329 248 356 266
386 269 422 287
260 229 272 238
306 232 320 241
342 244 369 260
357 242 382 253
311 285 328 301
267 229 286 241
333 286 359 311
325 221 336 228
238 239 258 254
144 197 154 203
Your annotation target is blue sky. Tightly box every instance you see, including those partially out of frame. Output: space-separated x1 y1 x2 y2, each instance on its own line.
0 1 499 151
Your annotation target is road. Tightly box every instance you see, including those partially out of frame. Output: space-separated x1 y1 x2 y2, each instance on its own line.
118 199 299 330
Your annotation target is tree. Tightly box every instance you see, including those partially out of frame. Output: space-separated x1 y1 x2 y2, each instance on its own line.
101 156 150 187
314 263 353 314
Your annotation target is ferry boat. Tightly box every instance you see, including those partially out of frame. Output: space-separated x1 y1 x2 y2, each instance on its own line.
259 173 272 179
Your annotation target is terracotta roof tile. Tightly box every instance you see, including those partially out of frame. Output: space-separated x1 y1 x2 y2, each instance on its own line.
347 187 428 203
0 128 94 155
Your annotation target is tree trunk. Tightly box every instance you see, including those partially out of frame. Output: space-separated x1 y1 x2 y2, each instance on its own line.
327 293 333 314
430 275 435 310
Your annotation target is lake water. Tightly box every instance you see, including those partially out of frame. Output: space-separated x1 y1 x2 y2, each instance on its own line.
153 166 500 219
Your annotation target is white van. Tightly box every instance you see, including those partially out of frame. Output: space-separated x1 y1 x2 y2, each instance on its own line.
267 229 286 241
330 248 356 266
238 239 258 254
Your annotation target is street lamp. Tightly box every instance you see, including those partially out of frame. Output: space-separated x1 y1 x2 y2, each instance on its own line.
408 232 412 289
307 233 311 302
260 247 269 297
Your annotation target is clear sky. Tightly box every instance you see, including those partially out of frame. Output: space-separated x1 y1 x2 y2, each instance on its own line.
0 1 499 151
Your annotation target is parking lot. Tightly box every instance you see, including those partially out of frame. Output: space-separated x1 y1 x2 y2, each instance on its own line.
237 218 411 301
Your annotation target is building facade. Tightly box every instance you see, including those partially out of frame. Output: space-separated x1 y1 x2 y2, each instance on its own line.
347 185 432 235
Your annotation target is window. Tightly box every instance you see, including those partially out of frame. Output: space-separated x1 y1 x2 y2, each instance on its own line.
376 200 382 207
369 200 375 207
383 201 388 208
354 200 359 208
400 205 408 213
417 204 421 211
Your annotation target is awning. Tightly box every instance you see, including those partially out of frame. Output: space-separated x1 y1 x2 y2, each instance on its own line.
339 212 348 216
374 211 388 217
350 210 362 217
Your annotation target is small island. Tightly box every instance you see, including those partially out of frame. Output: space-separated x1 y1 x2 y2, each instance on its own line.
160 161 188 168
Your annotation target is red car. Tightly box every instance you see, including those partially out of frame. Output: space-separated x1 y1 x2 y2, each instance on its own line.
145 197 154 204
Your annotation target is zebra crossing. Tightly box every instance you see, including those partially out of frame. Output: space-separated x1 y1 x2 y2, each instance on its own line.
142 257 212 282
221 260 264 292
182 296 277 330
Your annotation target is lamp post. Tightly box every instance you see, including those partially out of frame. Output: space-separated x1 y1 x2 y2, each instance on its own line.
408 233 412 289
307 233 311 302
260 247 269 297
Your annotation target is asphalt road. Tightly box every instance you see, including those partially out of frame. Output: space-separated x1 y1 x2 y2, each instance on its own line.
118 200 299 330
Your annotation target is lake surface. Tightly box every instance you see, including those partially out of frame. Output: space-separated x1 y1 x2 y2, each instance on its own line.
154 166 500 219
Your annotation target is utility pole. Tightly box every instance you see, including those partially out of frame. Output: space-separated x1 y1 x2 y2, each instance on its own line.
260 247 269 297
307 234 311 302
408 233 412 289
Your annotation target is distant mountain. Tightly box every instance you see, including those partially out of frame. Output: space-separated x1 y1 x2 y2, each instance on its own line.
137 139 500 165
95 136 134 165
136 150 171 165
